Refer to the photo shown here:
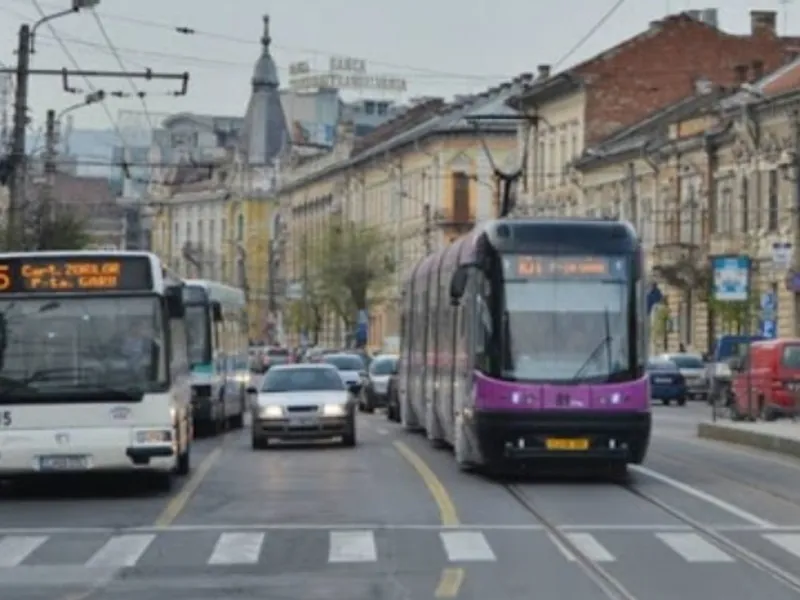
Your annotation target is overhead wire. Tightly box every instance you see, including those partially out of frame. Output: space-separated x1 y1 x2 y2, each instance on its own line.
553 0 628 69
28 0 132 153
88 7 155 131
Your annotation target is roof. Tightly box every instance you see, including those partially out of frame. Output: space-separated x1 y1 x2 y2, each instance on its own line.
278 75 532 195
722 53 800 107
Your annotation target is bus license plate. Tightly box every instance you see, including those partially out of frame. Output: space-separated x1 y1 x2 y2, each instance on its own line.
39 455 89 471
545 438 589 451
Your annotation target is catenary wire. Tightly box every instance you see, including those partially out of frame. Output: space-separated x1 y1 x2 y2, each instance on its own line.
88 8 155 131
553 0 628 68
28 0 132 152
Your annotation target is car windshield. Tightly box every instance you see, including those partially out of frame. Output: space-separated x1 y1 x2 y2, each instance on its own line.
502 278 629 382
324 354 365 371
0 296 167 400
370 356 396 375
183 304 209 367
668 355 704 369
648 360 677 371
261 367 345 392
267 348 289 358
782 345 800 368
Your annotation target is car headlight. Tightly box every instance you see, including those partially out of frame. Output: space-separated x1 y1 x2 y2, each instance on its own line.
259 405 284 418
235 373 250 383
322 404 347 417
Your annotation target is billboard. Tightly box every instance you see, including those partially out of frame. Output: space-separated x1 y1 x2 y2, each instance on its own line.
288 56 407 93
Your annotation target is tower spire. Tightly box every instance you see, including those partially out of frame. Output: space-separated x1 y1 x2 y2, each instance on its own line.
261 15 271 49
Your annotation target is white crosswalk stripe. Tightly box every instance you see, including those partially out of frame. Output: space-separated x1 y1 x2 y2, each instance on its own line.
656 533 734 563
440 531 496 561
328 530 377 563
85 534 156 568
208 532 265 565
0 536 47 567
0 529 799 569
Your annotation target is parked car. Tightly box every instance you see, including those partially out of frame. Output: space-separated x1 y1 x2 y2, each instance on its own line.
707 334 764 405
361 353 397 413
659 353 708 400
648 358 688 406
385 361 400 422
729 338 800 421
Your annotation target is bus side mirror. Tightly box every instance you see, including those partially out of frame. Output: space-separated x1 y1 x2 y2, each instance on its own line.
449 265 469 306
166 286 185 318
211 301 222 322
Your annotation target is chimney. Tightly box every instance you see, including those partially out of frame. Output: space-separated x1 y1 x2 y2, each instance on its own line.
751 59 765 81
701 8 718 28
750 10 777 35
537 64 551 79
734 64 749 84
686 9 701 21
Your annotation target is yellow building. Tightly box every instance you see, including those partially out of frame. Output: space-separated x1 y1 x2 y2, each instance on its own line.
276 78 533 348
574 78 800 352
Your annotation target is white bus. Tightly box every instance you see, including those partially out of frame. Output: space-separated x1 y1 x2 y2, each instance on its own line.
0 251 192 489
183 279 248 436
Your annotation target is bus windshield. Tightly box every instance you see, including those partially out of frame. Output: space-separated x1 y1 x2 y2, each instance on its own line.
184 304 210 367
502 279 629 382
0 296 167 400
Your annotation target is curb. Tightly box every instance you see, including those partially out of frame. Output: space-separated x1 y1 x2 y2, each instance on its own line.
697 422 800 459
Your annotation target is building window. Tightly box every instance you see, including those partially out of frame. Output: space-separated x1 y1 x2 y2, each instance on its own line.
451 172 470 222
559 136 567 184
768 169 779 232
237 213 244 241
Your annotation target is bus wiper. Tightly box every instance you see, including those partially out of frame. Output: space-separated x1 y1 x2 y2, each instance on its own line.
66 382 143 401
0 368 82 394
571 307 613 382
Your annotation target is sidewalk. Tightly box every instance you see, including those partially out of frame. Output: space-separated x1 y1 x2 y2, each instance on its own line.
697 419 800 459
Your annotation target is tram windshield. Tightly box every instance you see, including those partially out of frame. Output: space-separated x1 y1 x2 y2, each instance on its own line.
502 279 630 382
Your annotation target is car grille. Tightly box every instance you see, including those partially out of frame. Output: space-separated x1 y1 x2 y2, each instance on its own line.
286 405 318 413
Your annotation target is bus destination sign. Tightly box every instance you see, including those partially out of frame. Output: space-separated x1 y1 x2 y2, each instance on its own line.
505 255 626 279
0 256 153 293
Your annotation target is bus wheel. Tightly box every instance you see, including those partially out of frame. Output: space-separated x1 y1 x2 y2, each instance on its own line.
175 427 190 476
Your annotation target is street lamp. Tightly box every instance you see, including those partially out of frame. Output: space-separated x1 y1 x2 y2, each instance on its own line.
30 0 102 54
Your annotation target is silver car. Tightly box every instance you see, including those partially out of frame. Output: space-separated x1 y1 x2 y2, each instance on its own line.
660 353 708 400
361 354 397 412
248 363 357 448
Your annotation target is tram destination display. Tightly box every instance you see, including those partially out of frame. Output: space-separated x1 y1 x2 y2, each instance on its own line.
504 255 627 280
0 255 153 293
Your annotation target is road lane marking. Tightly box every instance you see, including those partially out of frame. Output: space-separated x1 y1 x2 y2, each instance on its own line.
207 532 265 565
564 533 615 562
153 443 224 527
85 534 155 568
0 535 47 567
393 440 460 526
439 531 495 561
631 465 775 527
764 534 800 559
435 567 465 598
328 530 377 563
656 532 734 562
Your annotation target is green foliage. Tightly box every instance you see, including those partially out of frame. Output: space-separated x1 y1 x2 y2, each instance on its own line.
708 291 760 334
0 207 91 251
312 220 395 321
650 303 670 344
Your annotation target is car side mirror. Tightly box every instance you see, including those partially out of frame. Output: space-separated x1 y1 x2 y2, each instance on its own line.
246 386 258 395
211 301 222 322
728 357 742 372
165 284 185 318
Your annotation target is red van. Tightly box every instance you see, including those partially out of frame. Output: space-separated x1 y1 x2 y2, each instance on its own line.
731 338 800 420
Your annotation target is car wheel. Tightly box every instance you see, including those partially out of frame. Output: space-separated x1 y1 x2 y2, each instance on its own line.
662 399 671 406
677 396 687 407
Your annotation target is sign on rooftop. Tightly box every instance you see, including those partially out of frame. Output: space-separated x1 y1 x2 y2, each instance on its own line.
288 56 406 93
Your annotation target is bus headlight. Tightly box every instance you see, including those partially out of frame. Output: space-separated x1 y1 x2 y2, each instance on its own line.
322 404 347 417
259 405 284 419
134 429 173 444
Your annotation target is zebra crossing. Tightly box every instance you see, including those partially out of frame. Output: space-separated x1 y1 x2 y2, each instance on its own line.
1 528 800 570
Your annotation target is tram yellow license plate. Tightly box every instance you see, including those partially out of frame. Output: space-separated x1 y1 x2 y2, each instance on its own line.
545 438 589 451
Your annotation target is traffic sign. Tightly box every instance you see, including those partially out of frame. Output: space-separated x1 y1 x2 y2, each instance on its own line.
761 318 777 339
761 291 777 312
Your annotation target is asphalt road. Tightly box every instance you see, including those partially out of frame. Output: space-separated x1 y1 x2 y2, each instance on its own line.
4 399 800 600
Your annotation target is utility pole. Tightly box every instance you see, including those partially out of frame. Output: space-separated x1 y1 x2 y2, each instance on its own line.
627 161 637 226
43 109 56 226
7 25 31 250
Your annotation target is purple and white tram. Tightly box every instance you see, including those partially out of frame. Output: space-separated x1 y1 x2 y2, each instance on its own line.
397 218 651 473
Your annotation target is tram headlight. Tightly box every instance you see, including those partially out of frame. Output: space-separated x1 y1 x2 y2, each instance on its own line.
599 393 625 406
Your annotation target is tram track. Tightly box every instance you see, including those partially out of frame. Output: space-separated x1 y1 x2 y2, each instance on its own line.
504 471 800 599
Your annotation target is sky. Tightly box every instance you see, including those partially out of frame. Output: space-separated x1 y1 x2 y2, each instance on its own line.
2 0 800 158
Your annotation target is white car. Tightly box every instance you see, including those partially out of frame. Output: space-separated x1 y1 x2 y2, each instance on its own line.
248 363 357 448
321 353 367 394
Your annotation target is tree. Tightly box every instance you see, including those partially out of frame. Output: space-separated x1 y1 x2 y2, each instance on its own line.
0 203 91 251
312 220 395 332
708 292 759 334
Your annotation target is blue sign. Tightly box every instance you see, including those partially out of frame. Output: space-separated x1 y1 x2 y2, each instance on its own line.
761 291 776 312
354 309 369 347
760 318 777 339
711 255 751 302
646 283 664 315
